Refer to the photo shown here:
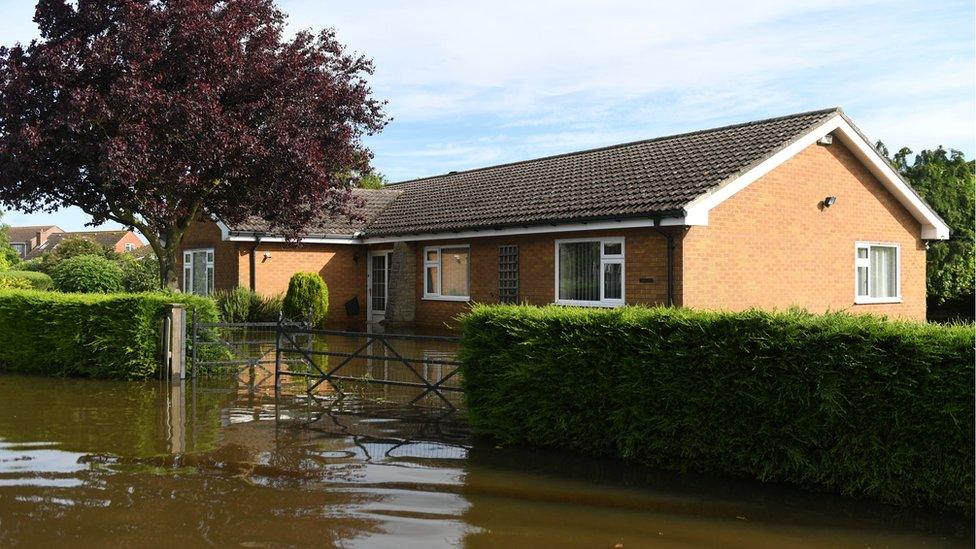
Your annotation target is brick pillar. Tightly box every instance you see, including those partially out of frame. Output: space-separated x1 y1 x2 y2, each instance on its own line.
386 242 416 323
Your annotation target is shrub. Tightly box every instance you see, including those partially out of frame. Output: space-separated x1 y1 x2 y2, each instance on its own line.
0 270 53 290
117 254 160 292
16 257 44 272
459 305 975 512
282 272 329 325
0 289 218 379
51 254 124 293
214 286 253 323
0 277 32 290
250 292 284 322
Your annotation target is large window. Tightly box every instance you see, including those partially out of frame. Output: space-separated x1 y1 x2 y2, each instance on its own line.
555 238 624 306
183 248 215 296
424 246 470 301
855 242 900 303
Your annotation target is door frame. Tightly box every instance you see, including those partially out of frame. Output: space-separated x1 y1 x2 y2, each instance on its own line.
366 250 392 322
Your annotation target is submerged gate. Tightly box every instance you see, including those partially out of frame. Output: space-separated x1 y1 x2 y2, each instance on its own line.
188 316 463 408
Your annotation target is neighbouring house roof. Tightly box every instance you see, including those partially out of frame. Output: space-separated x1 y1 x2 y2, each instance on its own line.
6 225 61 244
128 244 155 259
220 107 951 242
28 230 133 257
223 188 403 238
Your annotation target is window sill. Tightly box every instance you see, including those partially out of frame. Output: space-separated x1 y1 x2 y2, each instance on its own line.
854 297 902 305
422 295 470 302
554 299 625 308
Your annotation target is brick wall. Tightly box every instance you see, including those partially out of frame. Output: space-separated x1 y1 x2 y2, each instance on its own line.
179 222 240 291
405 228 674 327
680 139 926 320
114 231 145 253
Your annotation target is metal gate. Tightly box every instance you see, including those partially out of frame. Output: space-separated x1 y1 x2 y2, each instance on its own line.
189 317 463 408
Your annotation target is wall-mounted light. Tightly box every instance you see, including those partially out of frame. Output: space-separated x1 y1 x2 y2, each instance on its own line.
817 134 834 146
822 196 837 208
263 252 272 260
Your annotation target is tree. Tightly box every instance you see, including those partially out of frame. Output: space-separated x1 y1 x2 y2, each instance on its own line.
358 171 388 189
877 142 975 305
37 235 113 273
0 0 387 288
0 211 19 269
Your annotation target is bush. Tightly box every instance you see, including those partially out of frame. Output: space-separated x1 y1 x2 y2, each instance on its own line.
282 272 329 325
250 292 283 322
214 286 253 323
51 254 124 293
0 270 53 290
16 257 44 272
0 289 218 379
0 277 32 290
459 305 975 512
117 254 160 292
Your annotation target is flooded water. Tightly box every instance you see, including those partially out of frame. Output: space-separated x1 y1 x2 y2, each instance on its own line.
0 373 970 548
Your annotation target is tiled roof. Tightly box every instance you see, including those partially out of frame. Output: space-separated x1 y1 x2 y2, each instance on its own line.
6 225 60 244
28 230 132 257
366 108 840 236
225 188 403 236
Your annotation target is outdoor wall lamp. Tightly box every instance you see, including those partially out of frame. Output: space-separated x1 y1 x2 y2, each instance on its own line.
822 196 837 208
263 252 272 260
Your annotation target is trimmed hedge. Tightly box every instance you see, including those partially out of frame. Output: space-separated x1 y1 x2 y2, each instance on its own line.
0 289 218 379
459 305 975 511
0 270 53 290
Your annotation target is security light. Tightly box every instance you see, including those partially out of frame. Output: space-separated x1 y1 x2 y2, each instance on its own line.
823 196 837 208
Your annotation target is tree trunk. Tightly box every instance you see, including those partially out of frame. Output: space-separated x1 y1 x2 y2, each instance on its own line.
159 243 181 291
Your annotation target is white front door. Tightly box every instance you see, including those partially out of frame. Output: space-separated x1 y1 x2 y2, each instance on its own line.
367 252 391 321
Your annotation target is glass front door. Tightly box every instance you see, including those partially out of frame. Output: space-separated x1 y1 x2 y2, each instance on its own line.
368 252 390 321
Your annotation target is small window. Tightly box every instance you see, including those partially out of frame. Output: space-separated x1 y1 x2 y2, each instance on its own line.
423 245 470 301
498 245 519 303
183 248 215 296
855 243 900 303
11 243 26 258
555 238 624 306
124 243 136 252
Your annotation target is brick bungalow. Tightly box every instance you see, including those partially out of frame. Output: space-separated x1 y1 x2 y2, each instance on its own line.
179 108 950 325
6 225 62 258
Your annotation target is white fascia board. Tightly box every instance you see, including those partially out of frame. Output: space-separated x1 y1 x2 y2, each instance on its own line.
682 114 950 240
359 217 687 244
225 234 361 245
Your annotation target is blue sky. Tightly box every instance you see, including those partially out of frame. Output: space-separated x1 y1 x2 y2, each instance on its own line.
1 0 974 232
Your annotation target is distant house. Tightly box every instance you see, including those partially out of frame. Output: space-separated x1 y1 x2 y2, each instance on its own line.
6 225 63 259
20 228 144 258
179 108 950 323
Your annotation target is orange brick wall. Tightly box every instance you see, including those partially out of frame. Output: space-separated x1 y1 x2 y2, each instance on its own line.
396 228 674 327
114 231 145 253
680 139 926 320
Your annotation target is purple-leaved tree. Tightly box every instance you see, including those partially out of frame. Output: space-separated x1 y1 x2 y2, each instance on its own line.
0 0 387 287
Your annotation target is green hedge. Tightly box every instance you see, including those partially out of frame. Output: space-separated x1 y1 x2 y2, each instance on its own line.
0 270 53 290
459 305 975 511
0 289 218 379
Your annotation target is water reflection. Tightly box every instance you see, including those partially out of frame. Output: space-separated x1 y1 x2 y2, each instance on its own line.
0 373 969 548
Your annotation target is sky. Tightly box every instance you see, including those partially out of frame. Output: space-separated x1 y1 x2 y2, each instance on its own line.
1 0 974 232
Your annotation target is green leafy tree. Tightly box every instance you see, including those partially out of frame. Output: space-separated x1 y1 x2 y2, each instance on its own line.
358 171 387 189
878 142 975 304
0 212 20 269
38 236 114 273
51 255 124 293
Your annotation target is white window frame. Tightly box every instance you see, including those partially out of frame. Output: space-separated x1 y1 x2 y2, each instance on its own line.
423 245 471 302
554 237 625 307
854 241 901 304
183 248 215 296
124 242 136 252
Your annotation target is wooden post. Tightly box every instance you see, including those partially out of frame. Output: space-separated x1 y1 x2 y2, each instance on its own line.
165 304 187 382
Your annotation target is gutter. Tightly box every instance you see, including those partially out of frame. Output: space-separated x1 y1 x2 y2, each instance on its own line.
653 219 676 307
249 234 263 291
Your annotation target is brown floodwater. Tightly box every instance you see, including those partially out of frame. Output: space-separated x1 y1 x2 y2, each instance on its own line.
0 372 970 548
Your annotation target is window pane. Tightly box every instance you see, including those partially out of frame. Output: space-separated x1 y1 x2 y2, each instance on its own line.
441 247 469 296
870 246 897 298
857 266 869 296
192 251 209 296
371 255 387 311
603 242 622 255
426 266 438 295
857 248 868 259
184 267 191 293
426 250 438 262
604 262 622 300
559 242 600 301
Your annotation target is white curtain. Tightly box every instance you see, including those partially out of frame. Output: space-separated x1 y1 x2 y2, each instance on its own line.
559 242 600 301
440 247 469 296
870 246 897 298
